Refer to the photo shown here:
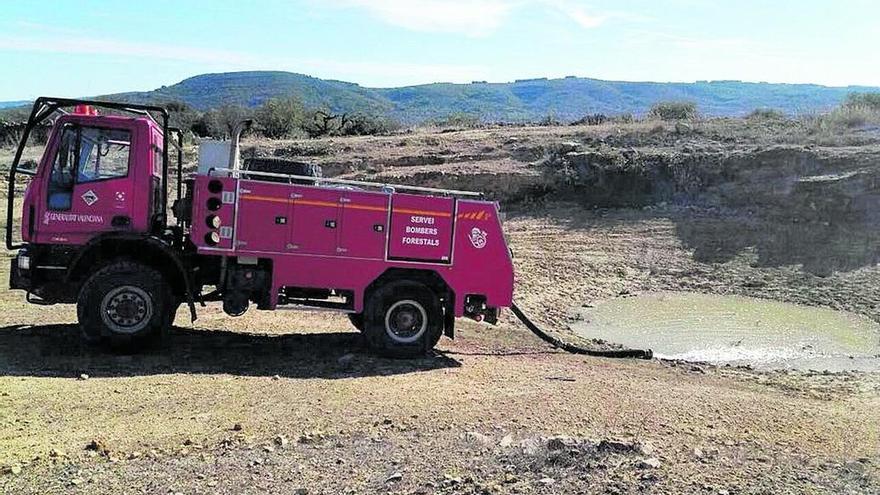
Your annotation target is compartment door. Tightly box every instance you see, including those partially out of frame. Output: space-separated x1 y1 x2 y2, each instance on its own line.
236 180 291 252
289 187 342 256
338 191 389 259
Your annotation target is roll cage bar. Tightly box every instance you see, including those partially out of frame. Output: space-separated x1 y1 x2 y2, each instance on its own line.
5 97 183 250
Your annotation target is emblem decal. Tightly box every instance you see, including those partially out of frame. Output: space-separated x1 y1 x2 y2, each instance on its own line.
469 227 487 249
81 189 98 206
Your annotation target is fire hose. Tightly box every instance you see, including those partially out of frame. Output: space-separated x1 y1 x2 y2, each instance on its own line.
511 302 653 359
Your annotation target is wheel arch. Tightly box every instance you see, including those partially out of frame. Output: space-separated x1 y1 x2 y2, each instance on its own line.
365 268 456 338
66 233 197 321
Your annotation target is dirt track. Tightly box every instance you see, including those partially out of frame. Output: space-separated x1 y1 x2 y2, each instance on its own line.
2 121 880 493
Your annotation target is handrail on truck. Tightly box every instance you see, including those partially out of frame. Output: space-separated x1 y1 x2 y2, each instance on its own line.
207 167 485 199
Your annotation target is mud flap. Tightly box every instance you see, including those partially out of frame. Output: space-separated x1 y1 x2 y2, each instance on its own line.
443 300 455 339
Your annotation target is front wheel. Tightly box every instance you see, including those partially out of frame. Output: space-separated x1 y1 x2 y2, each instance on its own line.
77 261 172 351
363 281 443 358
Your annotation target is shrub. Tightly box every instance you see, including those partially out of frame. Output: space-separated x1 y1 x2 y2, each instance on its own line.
747 108 786 121
538 113 562 126
649 101 697 121
432 112 482 129
844 92 880 110
338 113 400 136
571 113 609 126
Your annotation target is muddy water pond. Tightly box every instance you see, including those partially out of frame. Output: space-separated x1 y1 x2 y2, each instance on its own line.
572 292 880 372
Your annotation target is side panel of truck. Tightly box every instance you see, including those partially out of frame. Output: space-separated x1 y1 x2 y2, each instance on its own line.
192 175 514 314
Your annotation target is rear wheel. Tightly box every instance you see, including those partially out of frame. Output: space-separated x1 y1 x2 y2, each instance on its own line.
77 261 172 351
363 281 443 358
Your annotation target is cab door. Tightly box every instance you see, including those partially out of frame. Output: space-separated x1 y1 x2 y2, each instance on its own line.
35 123 135 245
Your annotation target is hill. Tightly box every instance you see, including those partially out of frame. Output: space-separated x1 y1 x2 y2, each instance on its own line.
4 71 879 123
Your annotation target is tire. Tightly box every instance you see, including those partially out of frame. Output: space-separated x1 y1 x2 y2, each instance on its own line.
363 281 443 358
77 261 172 351
348 313 365 332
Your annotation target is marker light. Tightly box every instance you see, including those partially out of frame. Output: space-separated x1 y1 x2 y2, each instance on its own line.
206 197 222 211
206 215 222 229
204 231 221 246
73 105 98 116
208 180 224 194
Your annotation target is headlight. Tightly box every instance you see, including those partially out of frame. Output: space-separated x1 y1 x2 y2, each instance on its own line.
204 231 221 246
17 254 30 270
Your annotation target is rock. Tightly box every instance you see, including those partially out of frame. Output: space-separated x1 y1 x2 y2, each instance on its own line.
293 489 307 495
546 435 577 451
85 438 110 456
637 457 662 469
263 445 275 453
232 423 243 431
298 431 326 444
499 434 514 448
78 373 89 381
272 375 281 381
636 441 655 456
465 431 493 446
598 439 636 453
538 477 555 485
443 474 463 485
519 437 543 456
70 478 84 486
8 464 22 475
274 435 288 447
692 447 703 459
385 472 403 483
558 141 582 154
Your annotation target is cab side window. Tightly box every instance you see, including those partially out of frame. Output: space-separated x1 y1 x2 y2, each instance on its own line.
77 127 131 183
47 125 77 210
46 126 132 211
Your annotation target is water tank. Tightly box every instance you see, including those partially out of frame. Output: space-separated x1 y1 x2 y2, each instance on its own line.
197 140 231 176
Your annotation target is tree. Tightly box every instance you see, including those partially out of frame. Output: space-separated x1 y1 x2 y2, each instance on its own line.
256 97 306 138
649 101 698 121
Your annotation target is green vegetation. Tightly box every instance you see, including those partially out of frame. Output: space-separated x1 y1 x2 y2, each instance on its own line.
844 92 880 110
649 101 698 121
747 108 786 121
256 97 306 139
808 92 880 135
3 71 880 127
430 112 482 129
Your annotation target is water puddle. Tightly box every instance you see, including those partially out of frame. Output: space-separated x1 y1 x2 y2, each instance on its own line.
572 292 880 371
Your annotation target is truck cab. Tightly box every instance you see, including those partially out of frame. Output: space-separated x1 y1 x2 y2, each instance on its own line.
22 108 164 245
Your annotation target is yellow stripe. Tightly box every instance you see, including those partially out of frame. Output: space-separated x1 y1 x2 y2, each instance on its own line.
241 194 451 217
243 195 386 213
393 208 452 218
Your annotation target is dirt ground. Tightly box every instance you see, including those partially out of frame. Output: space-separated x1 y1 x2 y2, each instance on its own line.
2 120 880 494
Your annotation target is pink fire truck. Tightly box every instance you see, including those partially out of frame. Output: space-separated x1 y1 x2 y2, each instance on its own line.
6 98 514 357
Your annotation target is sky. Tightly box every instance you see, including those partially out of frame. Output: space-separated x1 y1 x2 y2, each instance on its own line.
0 0 878 101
